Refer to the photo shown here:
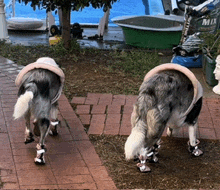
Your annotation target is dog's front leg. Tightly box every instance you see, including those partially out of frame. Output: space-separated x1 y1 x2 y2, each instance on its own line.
188 124 203 156
24 111 34 144
34 118 50 165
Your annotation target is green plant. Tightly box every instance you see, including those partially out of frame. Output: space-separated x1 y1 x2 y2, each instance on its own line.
199 30 220 59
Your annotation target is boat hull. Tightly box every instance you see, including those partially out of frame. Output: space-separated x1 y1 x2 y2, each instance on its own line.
112 15 184 49
122 26 182 49
7 17 46 31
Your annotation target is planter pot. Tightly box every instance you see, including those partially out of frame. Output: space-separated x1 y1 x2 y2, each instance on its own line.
202 53 218 86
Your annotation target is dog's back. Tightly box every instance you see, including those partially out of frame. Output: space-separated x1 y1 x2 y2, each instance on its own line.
13 69 61 120
138 70 194 120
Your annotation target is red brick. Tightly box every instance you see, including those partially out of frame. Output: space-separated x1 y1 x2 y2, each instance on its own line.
215 128 220 139
198 117 214 128
58 101 73 113
212 118 220 129
90 114 106 124
96 180 117 189
98 94 113 105
76 105 90 114
1 175 18 183
0 133 10 145
123 104 134 114
85 93 101 105
3 183 20 189
88 122 105 135
89 166 112 181
71 97 86 104
15 161 52 171
75 140 103 166
106 114 121 124
67 119 89 140
199 128 217 139
21 185 59 189
112 94 126 105
52 166 89 176
79 114 91 125
107 104 122 114
125 95 137 106
58 183 97 189
9 131 28 142
58 94 68 102
55 172 90 185
119 123 131 136
91 104 106 114
121 113 131 125
18 170 57 186
104 123 120 135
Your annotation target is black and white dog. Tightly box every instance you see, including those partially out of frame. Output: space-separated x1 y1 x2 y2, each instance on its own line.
13 57 65 164
125 63 203 172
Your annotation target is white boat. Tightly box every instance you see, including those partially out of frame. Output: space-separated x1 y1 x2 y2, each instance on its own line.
7 17 44 30
6 0 47 31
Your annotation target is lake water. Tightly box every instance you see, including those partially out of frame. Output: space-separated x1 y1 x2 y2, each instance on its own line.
4 0 148 26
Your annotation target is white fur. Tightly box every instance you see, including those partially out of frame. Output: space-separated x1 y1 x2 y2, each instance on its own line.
13 91 33 120
124 121 146 160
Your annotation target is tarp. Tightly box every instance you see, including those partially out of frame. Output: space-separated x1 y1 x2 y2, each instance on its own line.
142 0 164 15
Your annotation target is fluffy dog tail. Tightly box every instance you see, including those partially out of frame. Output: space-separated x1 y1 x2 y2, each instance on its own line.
124 125 146 160
13 91 34 119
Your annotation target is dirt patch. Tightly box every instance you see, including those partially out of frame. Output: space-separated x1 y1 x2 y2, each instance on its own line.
61 50 220 189
90 135 220 189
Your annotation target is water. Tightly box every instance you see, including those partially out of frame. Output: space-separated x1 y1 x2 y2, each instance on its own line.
4 0 146 26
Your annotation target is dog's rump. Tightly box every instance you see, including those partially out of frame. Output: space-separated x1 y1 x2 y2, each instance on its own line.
13 69 61 120
125 64 203 161
15 58 65 104
139 65 203 128
17 69 61 100
143 63 203 118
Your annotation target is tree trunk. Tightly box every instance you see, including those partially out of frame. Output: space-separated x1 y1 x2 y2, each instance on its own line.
61 6 71 50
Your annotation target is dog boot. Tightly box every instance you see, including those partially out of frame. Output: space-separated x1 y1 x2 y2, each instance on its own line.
24 132 34 144
34 144 46 165
49 120 59 136
137 155 151 172
188 139 203 156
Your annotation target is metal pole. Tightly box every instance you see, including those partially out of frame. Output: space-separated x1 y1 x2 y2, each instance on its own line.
12 0 15 17
0 0 10 42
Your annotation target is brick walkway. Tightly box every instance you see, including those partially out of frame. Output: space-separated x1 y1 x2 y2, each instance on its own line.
1 56 220 189
0 57 116 189
72 93 220 139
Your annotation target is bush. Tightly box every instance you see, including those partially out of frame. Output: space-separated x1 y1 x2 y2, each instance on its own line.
199 30 220 59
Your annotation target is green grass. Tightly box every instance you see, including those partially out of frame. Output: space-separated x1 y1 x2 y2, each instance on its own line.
108 50 160 79
0 40 161 78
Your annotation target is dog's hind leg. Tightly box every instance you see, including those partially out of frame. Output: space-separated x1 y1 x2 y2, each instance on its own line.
34 118 50 165
185 97 203 156
49 101 59 136
188 123 203 156
24 110 34 144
